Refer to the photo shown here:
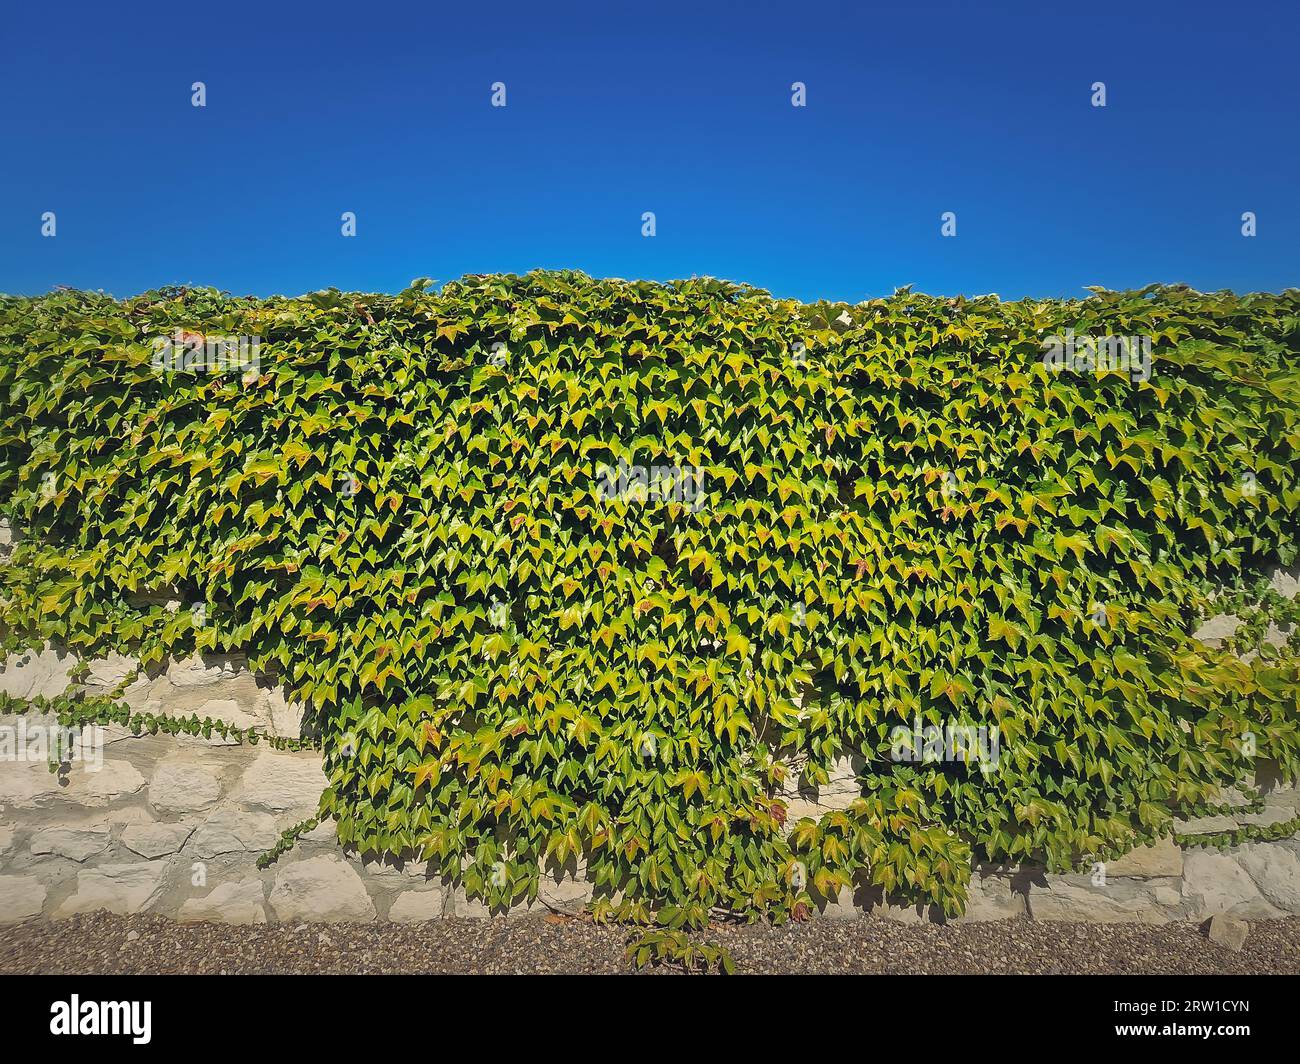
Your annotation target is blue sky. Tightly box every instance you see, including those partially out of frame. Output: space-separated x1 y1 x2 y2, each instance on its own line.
1 0 1295 302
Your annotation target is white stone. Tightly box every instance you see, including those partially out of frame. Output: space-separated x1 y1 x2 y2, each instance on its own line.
237 750 325 816
64 759 148 807
29 823 111 862
82 653 139 692
1217 785 1258 809
1235 842 1300 912
0 642 77 702
187 808 278 858
0 759 145 809
779 753 861 825
269 856 376 922
388 888 444 922
103 806 155 829
1106 837 1183 878
194 697 265 732
1270 567 1300 599
0 763 53 808
131 693 242 747
178 878 267 924
124 693 164 716
54 861 169 917
538 875 592 915
1182 850 1284 919
0 875 46 923
451 890 490 918
120 674 155 706
959 874 1026 921
1192 614 1240 647
265 687 306 739
1236 791 1300 829
1176 813 1239 835
1264 623 1290 648
148 759 222 813
167 655 243 688
0 645 75 700
121 822 195 859
1030 878 1168 923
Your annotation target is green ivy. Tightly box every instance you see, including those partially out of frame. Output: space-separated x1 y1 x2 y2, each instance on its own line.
2 272 1298 949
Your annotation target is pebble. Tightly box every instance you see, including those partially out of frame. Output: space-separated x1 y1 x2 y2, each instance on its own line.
2 912 1298 974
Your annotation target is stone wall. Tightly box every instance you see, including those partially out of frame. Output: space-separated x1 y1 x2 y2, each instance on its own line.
2 657 1298 926
0 644 304 739
0 647 600 925
798 764 1300 924
1 562 1298 927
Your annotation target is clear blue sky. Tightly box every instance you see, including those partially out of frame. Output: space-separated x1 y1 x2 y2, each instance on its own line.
2 0 1295 302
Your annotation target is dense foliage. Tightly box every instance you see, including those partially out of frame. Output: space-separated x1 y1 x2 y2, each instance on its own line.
3 272 1299 939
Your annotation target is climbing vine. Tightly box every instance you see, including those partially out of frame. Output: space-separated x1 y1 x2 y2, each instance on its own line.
2 273 1299 964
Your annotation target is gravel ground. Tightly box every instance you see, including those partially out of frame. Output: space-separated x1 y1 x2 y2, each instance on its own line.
3 913 1299 974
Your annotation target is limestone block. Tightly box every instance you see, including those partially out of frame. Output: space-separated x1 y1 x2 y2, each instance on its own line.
388 888 444 923
29 823 111 863
148 759 222 813
178 878 267 924
269 856 376 922
54 861 170 917
0 875 46 923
